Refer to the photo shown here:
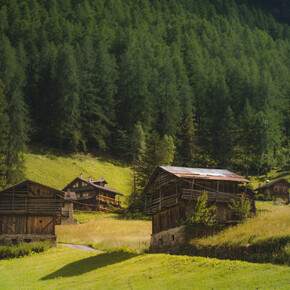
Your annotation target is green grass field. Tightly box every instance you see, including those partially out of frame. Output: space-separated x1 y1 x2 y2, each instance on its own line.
0 246 289 289
194 201 290 247
24 152 133 202
57 213 151 252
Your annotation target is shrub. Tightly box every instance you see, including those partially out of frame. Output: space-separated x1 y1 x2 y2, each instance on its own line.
257 194 265 201
184 192 216 239
229 194 251 221
0 241 52 260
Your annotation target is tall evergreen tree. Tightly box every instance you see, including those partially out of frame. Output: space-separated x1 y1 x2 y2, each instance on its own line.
0 85 10 188
54 43 81 150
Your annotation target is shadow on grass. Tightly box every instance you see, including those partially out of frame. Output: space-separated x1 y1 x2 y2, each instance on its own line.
41 251 138 280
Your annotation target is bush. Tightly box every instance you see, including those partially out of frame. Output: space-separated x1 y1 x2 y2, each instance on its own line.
229 194 251 221
0 241 52 260
257 194 265 201
184 192 217 239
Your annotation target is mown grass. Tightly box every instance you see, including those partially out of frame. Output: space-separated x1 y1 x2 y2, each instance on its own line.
24 152 132 202
56 217 151 252
0 246 289 289
184 201 290 264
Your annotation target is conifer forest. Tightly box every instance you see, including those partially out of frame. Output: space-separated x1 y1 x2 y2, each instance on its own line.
0 0 289 187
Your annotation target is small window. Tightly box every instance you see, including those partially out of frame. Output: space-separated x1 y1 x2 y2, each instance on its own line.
76 193 80 198
159 238 163 245
72 183 79 188
171 235 175 241
39 220 42 223
37 189 40 195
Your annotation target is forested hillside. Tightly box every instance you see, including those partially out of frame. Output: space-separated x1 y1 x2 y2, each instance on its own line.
0 0 289 187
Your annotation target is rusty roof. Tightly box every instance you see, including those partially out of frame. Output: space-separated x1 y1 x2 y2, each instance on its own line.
160 166 250 183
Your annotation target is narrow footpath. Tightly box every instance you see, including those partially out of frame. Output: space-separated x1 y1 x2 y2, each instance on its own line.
59 243 104 252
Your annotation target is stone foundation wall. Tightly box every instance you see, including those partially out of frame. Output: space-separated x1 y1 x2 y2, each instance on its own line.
150 226 184 254
0 234 57 246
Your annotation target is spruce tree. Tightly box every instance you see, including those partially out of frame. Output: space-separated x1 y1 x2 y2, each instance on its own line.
0 85 9 188
54 43 81 150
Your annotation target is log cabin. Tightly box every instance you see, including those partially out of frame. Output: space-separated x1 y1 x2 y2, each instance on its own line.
62 175 122 211
0 180 64 245
255 178 290 203
143 166 255 253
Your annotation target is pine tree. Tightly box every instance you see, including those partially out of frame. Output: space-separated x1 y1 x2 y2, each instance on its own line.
218 106 237 168
239 99 255 177
0 85 10 188
0 36 28 185
54 43 81 150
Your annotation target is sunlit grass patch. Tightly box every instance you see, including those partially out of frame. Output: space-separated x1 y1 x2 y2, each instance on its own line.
56 217 151 252
24 152 132 203
0 246 289 289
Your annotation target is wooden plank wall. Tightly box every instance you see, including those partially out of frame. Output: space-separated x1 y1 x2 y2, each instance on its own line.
152 205 186 234
0 216 54 235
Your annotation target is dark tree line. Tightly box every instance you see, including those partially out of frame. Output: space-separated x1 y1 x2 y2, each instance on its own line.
0 0 289 188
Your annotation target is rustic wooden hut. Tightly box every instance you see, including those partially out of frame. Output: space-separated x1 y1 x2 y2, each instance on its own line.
0 180 64 245
62 176 122 212
255 178 290 203
143 166 255 253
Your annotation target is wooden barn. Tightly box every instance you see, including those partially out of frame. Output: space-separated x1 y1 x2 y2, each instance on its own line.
0 180 64 245
255 178 290 203
63 175 122 212
143 166 255 253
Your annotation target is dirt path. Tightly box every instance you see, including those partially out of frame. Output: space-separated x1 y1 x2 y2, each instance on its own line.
59 243 104 252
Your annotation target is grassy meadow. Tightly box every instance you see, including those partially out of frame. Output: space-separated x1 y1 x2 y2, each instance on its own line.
195 202 290 246
57 213 151 252
0 246 289 289
24 152 133 202
184 201 290 264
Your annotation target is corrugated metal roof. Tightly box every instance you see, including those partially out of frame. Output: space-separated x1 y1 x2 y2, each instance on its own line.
160 166 250 183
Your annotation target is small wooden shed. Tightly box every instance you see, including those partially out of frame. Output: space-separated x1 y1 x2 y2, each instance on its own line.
255 178 290 203
143 166 255 253
0 180 64 245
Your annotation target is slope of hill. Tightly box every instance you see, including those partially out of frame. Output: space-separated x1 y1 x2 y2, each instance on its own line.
0 246 289 289
183 202 290 264
24 152 132 200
